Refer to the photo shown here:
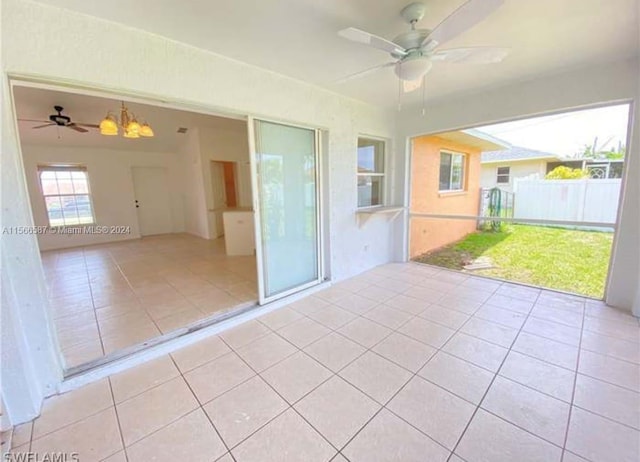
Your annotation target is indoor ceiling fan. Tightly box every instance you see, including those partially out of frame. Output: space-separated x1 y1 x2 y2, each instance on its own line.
18 106 99 133
337 0 509 92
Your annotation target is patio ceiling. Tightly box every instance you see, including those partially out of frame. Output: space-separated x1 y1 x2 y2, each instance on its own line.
32 0 639 108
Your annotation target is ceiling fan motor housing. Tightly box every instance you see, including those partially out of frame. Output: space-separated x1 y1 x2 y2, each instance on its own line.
50 105 70 125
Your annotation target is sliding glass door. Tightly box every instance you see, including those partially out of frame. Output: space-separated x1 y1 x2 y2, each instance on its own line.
250 119 322 303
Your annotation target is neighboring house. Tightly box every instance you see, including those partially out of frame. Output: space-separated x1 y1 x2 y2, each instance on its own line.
547 158 625 179
481 146 561 192
410 129 508 257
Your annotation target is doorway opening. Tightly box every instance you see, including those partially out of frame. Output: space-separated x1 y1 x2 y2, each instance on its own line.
408 103 631 300
11 82 324 374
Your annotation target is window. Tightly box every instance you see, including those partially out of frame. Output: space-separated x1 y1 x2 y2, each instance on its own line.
496 166 510 184
38 166 95 227
439 151 466 191
357 137 385 207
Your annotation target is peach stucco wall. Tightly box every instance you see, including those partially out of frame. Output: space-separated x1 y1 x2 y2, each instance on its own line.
409 135 481 258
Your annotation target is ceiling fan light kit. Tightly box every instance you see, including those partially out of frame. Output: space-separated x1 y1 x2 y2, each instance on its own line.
99 102 154 138
337 0 509 108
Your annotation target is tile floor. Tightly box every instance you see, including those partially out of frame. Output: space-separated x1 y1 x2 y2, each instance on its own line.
10 263 640 462
42 234 257 369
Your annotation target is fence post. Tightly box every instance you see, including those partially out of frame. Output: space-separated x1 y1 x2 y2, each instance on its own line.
577 179 587 222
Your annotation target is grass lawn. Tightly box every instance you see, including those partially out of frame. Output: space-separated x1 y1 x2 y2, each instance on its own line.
413 224 613 298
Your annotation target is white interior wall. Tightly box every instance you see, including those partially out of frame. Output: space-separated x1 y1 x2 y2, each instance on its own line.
1 0 394 425
21 145 185 250
179 127 210 239
393 57 640 312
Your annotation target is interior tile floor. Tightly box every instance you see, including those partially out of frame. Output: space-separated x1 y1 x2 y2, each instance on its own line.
42 234 257 369
10 263 639 462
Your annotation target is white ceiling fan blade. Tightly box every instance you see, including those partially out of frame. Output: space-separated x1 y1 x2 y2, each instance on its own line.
431 46 509 64
338 27 407 56
402 79 423 93
426 0 505 48
336 62 396 83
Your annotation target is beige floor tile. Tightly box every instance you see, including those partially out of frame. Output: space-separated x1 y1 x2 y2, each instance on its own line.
482 376 570 445
402 286 445 304
474 305 527 329
98 310 153 337
258 306 303 330
261 351 332 404
397 317 455 349
204 376 288 448
61 338 105 368
117 376 199 445
304 332 366 372
362 304 414 330
339 351 412 404
33 379 113 439
384 294 431 315
372 332 436 372
583 316 639 343
102 450 127 462
581 331 640 364
460 317 518 348
512 332 578 370
126 409 227 462
419 351 494 405
232 408 336 462
236 332 297 372
485 293 534 314
585 303 639 326
294 376 380 449
566 407 640 462
496 284 541 302
499 351 575 402
220 320 270 350
171 335 231 373
307 305 357 330
154 307 207 333
442 333 508 372
522 316 582 346
561 451 590 462
530 305 583 328
10 422 32 448
358 285 397 303
95 301 145 322
288 296 330 316
278 317 331 348
456 409 562 462
418 305 470 330
343 409 449 462
436 293 484 315
109 355 179 403
338 318 392 349
101 322 162 354
460 276 501 293
184 352 255 404
574 374 640 429
579 349 640 391
315 286 351 304
31 408 122 462
387 376 475 450
333 293 381 315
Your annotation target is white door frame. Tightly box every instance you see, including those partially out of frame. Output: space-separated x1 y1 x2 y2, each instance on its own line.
248 116 324 305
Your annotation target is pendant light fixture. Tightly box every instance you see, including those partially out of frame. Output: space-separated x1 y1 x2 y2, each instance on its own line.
99 102 154 138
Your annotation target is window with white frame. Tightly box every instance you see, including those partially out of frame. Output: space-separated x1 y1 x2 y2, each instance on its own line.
439 151 466 191
496 166 510 184
38 166 95 227
357 137 385 207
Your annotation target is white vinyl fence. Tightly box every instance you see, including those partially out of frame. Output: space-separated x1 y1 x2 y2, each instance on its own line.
513 178 621 229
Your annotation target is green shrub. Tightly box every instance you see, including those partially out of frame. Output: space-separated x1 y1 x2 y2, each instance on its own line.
545 166 589 179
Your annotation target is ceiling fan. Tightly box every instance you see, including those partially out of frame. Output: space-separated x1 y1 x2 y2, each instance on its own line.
18 106 99 133
337 0 509 92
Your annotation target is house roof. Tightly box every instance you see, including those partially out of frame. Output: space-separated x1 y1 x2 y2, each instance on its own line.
481 146 561 164
435 129 510 152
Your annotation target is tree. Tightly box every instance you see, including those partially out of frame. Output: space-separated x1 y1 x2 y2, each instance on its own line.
545 166 589 179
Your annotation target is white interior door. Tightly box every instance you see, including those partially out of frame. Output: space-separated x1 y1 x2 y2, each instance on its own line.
132 167 173 236
249 118 322 304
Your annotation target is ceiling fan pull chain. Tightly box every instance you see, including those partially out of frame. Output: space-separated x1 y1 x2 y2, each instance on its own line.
397 63 403 112
421 74 427 116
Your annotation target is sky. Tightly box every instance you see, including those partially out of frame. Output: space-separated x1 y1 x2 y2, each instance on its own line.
476 104 630 158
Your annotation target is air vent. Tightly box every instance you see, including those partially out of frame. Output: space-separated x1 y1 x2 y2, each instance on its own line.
177 127 188 134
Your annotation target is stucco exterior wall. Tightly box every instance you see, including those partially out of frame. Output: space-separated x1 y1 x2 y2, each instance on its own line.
480 160 547 192
409 136 481 258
